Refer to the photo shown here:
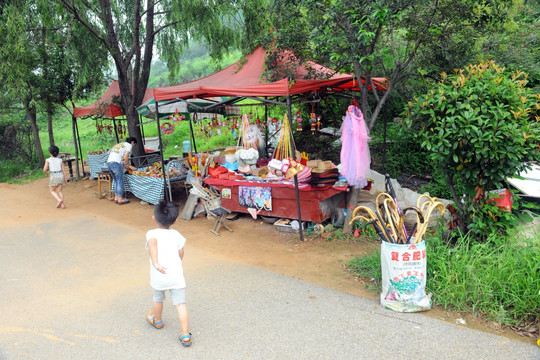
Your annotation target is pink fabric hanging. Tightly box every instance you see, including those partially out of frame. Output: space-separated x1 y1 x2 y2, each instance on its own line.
340 105 371 188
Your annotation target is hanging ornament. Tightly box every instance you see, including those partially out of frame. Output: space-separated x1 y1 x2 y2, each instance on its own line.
296 113 302 132
172 108 184 122
316 116 322 131
231 122 238 138
160 122 175 134
309 110 317 133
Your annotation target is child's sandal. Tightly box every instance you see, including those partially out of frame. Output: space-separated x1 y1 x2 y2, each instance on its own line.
179 333 192 347
146 310 164 329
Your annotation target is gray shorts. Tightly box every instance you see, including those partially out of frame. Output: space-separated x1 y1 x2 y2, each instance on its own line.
152 288 186 306
49 172 65 187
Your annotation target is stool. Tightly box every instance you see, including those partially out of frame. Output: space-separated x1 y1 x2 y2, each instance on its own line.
97 172 112 198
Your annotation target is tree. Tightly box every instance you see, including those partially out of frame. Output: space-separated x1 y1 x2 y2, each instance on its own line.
267 0 512 234
268 0 511 131
57 0 271 156
404 61 540 239
0 1 108 166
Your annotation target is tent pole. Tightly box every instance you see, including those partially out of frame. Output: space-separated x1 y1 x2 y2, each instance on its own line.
139 114 145 145
264 99 268 158
71 115 80 180
155 100 171 202
113 118 119 143
75 116 84 178
189 113 197 153
287 95 303 241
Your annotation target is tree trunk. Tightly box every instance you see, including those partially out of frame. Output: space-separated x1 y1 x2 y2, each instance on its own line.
47 101 55 146
24 98 45 167
342 187 360 234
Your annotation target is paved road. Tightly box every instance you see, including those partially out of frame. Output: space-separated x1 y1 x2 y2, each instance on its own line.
0 217 538 360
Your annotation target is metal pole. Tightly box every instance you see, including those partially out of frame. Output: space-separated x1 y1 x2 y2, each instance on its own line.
154 100 171 201
287 95 303 241
71 115 80 180
189 113 197 153
112 118 119 143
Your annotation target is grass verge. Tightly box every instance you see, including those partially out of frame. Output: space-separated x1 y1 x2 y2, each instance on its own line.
347 228 540 327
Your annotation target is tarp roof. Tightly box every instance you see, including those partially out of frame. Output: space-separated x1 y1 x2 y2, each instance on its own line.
73 81 154 118
136 97 241 119
153 46 388 102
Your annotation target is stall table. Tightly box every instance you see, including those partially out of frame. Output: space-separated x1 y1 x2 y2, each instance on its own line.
113 175 187 205
87 153 110 179
205 178 347 223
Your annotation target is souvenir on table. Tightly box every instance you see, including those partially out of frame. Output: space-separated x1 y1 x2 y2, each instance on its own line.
238 186 272 211
271 114 307 179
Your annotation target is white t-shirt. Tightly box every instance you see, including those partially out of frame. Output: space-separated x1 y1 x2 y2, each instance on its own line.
145 228 186 290
46 157 63 172
107 142 132 163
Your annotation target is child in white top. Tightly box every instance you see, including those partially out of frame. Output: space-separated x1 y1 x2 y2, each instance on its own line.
43 145 67 209
145 200 192 347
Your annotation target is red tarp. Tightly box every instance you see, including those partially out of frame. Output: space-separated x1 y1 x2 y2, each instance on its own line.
153 46 387 102
73 81 154 118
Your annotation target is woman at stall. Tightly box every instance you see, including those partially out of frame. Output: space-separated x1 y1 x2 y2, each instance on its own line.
107 137 137 205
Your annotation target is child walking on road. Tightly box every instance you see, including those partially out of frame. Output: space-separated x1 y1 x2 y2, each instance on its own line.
145 200 192 347
43 145 67 209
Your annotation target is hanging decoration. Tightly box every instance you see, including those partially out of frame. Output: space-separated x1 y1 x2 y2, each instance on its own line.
296 109 303 132
160 121 175 135
340 104 371 188
170 108 185 123
316 116 322 131
309 106 317 133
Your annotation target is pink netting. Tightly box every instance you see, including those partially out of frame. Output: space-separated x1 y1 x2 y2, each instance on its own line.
340 105 371 188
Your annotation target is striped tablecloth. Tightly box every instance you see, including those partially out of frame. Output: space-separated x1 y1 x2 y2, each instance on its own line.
113 174 185 205
87 153 110 179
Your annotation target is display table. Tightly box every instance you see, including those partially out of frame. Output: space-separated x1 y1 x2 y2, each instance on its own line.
87 153 110 179
112 175 186 205
204 178 348 223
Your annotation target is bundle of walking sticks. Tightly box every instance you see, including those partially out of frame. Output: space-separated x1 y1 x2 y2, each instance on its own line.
350 193 445 244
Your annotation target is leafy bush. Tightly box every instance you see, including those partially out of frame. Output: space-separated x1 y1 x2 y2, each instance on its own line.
404 61 540 239
347 229 540 327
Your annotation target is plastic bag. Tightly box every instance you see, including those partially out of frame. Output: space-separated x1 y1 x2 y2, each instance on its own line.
380 240 431 312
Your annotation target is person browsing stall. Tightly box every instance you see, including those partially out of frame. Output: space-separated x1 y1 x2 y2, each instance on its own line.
107 137 137 205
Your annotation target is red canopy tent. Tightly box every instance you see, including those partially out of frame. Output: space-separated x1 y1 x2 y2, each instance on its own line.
152 46 388 240
74 80 154 118
70 81 154 179
153 46 387 102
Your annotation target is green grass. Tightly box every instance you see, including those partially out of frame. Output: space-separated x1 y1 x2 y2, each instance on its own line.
347 228 540 327
0 161 45 183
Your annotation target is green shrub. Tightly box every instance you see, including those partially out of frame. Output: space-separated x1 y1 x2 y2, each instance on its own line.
404 61 540 239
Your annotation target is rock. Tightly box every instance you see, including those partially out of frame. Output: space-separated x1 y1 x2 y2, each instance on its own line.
354 170 452 227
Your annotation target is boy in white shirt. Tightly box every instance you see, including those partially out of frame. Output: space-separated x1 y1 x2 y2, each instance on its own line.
145 200 192 347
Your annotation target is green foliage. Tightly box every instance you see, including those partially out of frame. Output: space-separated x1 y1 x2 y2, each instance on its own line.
0 160 43 183
348 228 540 327
404 61 540 238
427 232 540 325
293 131 341 164
347 250 382 292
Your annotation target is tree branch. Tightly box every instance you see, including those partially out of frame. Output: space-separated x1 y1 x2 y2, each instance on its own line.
59 0 108 48
151 20 181 37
